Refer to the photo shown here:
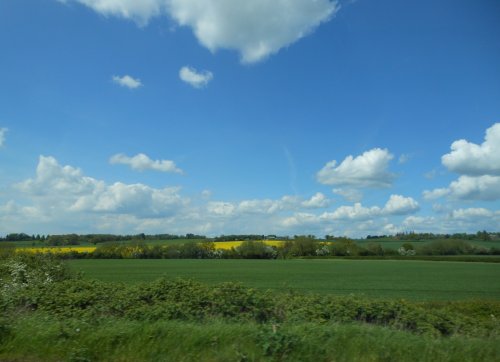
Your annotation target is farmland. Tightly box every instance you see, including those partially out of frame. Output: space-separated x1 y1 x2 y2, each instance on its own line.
2 250 500 361
68 258 500 300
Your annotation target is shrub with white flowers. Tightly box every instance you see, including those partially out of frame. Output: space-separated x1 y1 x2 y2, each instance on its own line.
0 253 72 297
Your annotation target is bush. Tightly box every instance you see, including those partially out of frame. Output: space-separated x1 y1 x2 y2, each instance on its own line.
359 242 385 256
235 241 277 259
418 240 475 255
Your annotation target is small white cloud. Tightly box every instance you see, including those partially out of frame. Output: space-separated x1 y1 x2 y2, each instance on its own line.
422 188 450 200
320 194 418 221
383 223 401 235
237 199 281 214
0 128 7 147
448 175 500 201
62 0 163 26
450 207 494 220
398 154 411 164
110 153 183 174
112 75 142 89
317 148 395 188
282 212 319 228
383 194 419 215
301 192 330 208
201 190 212 199
424 123 500 202
322 203 383 221
424 175 500 201
179 66 213 88
442 123 500 176
424 169 437 179
333 188 363 202
207 201 236 216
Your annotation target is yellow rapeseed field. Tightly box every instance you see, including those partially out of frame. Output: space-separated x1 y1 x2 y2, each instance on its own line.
15 240 286 254
213 240 284 250
16 246 96 254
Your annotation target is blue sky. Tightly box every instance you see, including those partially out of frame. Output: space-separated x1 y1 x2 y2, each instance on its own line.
0 0 499 237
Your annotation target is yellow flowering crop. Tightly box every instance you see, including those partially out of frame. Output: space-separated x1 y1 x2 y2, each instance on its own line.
16 246 96 254
213 240 284 250
15 240 286 254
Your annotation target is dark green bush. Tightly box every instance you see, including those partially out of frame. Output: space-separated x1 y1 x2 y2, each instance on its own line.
235 241 277 259
418 240 475 255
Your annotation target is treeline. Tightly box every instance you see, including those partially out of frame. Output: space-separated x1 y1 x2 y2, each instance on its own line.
213 234 284 241
29 238 500 260
0 233 207 246
366 231 499 241
3 231 499 246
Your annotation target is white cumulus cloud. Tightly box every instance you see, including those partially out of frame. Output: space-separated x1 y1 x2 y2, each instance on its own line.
301 192 330 208
450 207 495 220
110 153 183 174
322 203 383 221
179 66 213 88
442 123 500 176
317 148 395 188
167 0 339 63
332 188 363 202
206 193 331 218
320 194 418 221
59 0 339 63
0 128 7 147
383 194 419 215
112 75 142 89
17 156 187 218
447 175 500 201
424 123 500 201
422 188 450 201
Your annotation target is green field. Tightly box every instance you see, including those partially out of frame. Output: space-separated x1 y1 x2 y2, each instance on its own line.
69 259 500 301
355 239 500 249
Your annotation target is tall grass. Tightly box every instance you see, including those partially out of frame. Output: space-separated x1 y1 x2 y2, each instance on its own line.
1 316 499 362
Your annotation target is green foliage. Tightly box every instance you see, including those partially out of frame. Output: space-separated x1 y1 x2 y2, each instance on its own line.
359 242 385 256
258 325 299 360
328 239 359 256
418 239 476 255
1 254 499 361
1 316 497 362
3 262 498 338
287 236 319 257
236 241 278 259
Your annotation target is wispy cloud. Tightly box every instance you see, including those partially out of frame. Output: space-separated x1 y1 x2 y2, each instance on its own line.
110 153 183 174
179 66 213 88
0 128 7 147
112 75 142 89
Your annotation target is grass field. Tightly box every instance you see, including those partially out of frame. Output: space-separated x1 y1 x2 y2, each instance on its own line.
355 239 500 250
69 259 500 301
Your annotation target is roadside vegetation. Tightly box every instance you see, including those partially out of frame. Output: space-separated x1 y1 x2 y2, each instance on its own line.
1 232 499 360
0 253 499 361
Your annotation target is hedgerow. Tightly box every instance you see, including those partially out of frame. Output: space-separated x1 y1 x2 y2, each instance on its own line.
1 254 498 339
